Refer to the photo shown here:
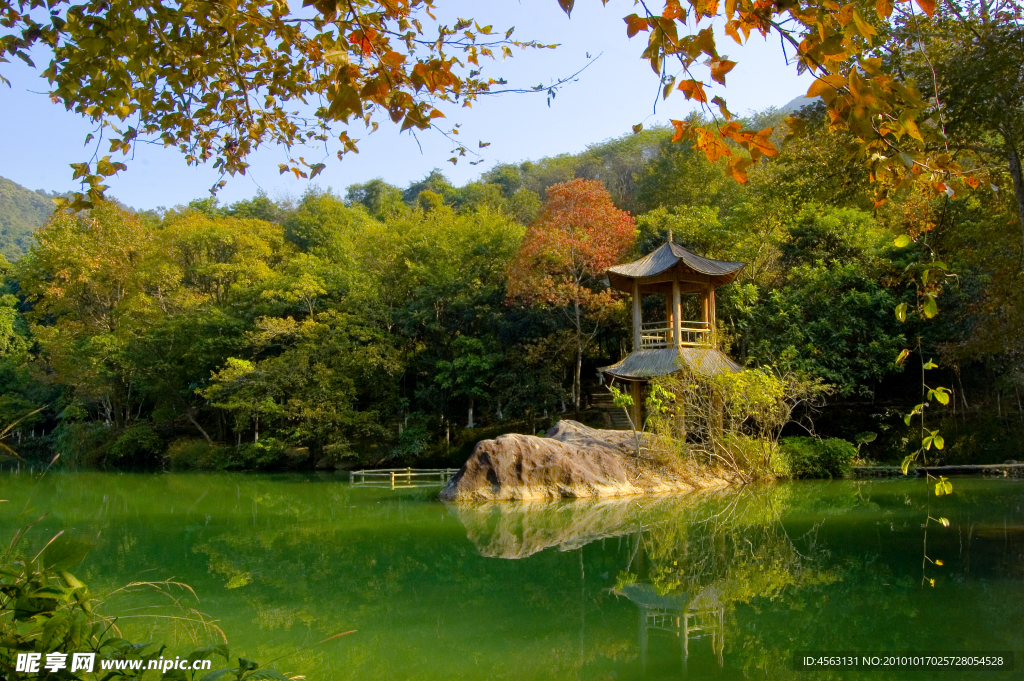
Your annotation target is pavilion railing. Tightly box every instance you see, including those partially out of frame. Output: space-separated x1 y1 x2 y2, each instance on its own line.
640 321 710 348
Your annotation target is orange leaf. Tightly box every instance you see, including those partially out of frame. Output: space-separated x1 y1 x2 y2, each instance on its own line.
678 79 708 103
693 0 719 19
915 0 935 16
726 156 753 183
965 176 981 189
348 29 375 57
719 121 751 143
724 20 742 44
670 119 692 142
709 59 736 85
837 2 855 25
662 0 685 19
876 0 894 19
748 128 777 157
624 14 649 38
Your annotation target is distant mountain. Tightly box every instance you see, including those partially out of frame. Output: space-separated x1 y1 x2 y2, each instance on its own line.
781 95 822 114
0 176 56 261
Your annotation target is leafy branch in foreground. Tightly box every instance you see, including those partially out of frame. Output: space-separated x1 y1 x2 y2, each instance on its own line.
1 0 564 207
12 0 1012 215
892 236 955 496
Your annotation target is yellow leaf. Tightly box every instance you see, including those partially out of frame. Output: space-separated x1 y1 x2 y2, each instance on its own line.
694 127 732 162
852 9 877 38
900 110 924 142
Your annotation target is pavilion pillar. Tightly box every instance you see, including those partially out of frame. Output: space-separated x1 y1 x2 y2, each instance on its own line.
709 288 717 347
632 279 642 351
664 294 674 340
630 380 643 431
671 277 681 348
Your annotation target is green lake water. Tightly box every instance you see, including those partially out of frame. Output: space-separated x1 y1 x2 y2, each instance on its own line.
2 473 1022 680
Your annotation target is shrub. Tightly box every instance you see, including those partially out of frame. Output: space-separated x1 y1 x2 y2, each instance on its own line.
110 424 164 466
235 437 289 470
165 438 232 470
51 421 114 468
780 436 856 479
641 366 829 482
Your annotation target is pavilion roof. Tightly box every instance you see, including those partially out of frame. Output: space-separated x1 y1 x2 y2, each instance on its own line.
606 241 745 292
599 347 742 382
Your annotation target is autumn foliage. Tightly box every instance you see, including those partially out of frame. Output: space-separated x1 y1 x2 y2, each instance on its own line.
507 179 635 310
507 178 635 415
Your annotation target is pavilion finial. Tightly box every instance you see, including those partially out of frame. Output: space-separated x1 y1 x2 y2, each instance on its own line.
667 229 673 244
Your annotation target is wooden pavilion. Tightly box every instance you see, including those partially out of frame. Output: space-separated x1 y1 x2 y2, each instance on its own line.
599 234 745 428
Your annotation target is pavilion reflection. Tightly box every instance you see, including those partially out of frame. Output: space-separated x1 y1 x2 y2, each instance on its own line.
617 581 725 675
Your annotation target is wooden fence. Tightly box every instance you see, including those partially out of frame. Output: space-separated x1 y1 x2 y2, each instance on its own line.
348 467 460 489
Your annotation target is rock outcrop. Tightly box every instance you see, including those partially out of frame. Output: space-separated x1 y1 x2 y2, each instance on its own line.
439 420 732 502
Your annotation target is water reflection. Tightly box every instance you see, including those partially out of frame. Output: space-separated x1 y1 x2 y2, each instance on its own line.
449 487 839 677
2 474 1023 680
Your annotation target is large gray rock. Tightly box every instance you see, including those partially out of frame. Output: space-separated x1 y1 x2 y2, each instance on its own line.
439 420 730 502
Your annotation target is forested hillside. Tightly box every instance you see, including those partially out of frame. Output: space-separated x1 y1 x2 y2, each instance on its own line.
2 105 1022 471
0 176 55 261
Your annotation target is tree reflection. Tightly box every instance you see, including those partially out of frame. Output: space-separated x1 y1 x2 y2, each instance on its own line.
449 486 838 677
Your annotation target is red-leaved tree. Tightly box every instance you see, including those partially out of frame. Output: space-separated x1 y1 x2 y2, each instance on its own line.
507 179 636 417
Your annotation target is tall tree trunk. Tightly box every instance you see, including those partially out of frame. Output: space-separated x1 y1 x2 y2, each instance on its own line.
187 409 213 444
574 299 582 419
1006 146 1024 271
574 343 582 420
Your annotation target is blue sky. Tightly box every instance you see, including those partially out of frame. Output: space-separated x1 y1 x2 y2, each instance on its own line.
0 0 815 210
